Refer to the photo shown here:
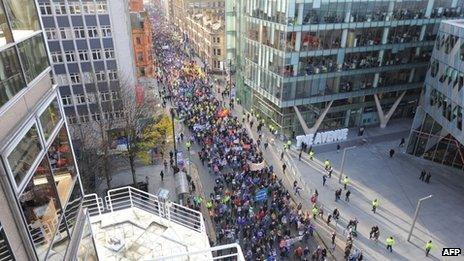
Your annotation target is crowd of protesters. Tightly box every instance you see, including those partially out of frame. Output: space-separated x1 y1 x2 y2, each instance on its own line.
151 10 330 261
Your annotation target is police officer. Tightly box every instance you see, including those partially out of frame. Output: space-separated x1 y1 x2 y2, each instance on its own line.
386 236 395 252
425 240 433 256
309 150 315 160
372 199 380 214
343 176 350 190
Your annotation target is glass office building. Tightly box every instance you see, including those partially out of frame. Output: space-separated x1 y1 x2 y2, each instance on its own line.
0 0 97 260
407 19 464 170
234 0 464 136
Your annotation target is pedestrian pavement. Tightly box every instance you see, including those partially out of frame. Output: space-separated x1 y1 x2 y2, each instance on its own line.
286 137 464 260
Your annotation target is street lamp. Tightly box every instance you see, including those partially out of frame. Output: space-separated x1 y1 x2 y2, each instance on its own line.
407 195 433 242
339 146 357 184
170 107 178 167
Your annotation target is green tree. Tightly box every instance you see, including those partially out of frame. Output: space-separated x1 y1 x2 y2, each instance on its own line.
137 114 172 164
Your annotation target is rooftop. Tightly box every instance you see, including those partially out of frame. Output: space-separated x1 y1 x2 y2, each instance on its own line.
83 187 244 260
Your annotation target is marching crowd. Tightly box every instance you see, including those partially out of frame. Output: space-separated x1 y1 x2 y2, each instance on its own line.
152 10 328 261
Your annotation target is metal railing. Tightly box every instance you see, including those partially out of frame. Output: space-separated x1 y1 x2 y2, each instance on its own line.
83 186 205 233
153 243 245 261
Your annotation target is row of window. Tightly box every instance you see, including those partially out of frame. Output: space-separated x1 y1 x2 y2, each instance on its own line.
62 91 119 106
429 88 463 131
45 26 112 40
54 70 117 86
50 48 114 63
39 1 107 16
430 59 464 92
67 110 124 124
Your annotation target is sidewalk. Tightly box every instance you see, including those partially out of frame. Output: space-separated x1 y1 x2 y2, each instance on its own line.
287 138 464 260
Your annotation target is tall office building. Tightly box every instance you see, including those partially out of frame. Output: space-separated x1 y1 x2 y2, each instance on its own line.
0 0 90 259
234 0 464 136
407 19 464 170
37 0 136 127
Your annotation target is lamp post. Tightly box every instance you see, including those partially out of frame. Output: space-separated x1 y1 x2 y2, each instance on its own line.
228 59 232 100
407 195 433 242
170 107 178 167
339 146 357 183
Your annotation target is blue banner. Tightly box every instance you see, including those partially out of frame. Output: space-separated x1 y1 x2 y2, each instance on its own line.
255 188 268 202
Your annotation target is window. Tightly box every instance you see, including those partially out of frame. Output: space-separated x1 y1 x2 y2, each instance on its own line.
213 37 220 43
65 51 76 62
0 3 13 48
95 71 106 82
104 49 114 59
78 50 89 61
47 126 79 205
54 3 67 15
60 28 73 39
136 37 141 45
79 115 89 123
114 111 124 119
83 3 96 14
45 28 59 40
214 48 221 55
92 50 102 60
82 72 93 84
3 0 40 40
111 91 119 100
56 74 69 86
74 27 85 38
91 113 100 121
69 2 82 14
87 27 98 38
137 52 143 62
100 92 110 101
7 124 42 187
101 26 112 37
17 35 49 83
40 98 62 141
0 47 26 107
51 51 63 63
39 2 52 15
67 115 77 124
62 95 72 106
70 73 81 84
96 3 108 13
75 94 86 104
19 157 62 260
108 71 118 80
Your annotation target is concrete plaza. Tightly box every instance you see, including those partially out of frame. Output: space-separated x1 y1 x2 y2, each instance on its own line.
285 135 464 260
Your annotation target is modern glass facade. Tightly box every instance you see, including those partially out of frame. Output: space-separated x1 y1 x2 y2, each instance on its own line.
0 0 98 259
235 0 464 135
407 19 464 170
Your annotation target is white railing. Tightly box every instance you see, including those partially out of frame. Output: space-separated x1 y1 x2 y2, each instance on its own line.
153 243 245 261
82 193 104 217
83 186 205 233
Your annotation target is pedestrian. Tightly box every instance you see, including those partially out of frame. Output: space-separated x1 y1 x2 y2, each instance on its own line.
425 240 433 256
309 150 315 160
160 170 164 181
386 236 395 253
323 174 327 186
299 150 302 161
163 159 168 170
389 149 395 158
343 176 350 190
331 232 336 252
264 141 269 150
328 167 333 178
280 151 284 161
327 214 332 225
282 163 287 173
372 199 379 213
345 190 351 202
324 159 331 170
399 138 405 147
369 225 378 239
425 173 431 183
312 206 319 220
333 208 340 222
337 144 341 153
420 169 426 181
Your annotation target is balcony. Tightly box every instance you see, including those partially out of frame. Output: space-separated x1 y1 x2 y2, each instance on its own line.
82 186 244 260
